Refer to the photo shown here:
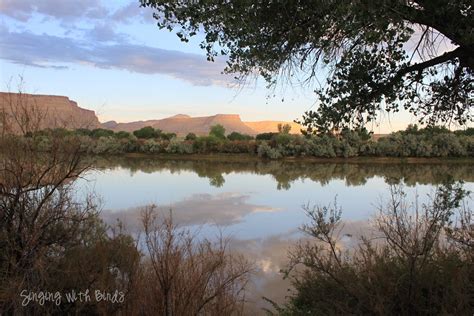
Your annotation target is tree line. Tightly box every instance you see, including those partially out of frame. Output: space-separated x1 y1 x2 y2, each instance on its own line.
27 123 474 158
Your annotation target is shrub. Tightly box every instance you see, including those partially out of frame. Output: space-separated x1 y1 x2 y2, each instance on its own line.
91 128 114 138
133 126 158 139
431 133 466 157
257 142 282 159
221 140 257 153
193 135 223 153
277 183 473 315
454 127 474 136
227 131 253 141
75 128 92 137
138 207 252 315
256 132 278 141
185 132 197 141
209 124 226 139
166 138 193 154
92 137 122 154
309 135 337 158
141 139 164 153
160 132 177 141
115 131 131 139
340 139 357 158
274 133 293 146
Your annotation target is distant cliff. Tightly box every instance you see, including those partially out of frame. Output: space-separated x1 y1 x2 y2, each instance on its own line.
106 114 259 135
0 92 301 136
105 114 303 136
0 92 100 133
244 121 302 134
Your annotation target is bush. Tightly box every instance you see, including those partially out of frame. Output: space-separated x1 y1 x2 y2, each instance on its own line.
227 131 253 141
257 142 282 159
141 139 164 153
308 135 337 158
256 132 278 141
277 183 473 315
431 133 466 157
160 132 177 141
220 140 257 153
274 133 293 146
91 128 114 138
209 124 226 139
133 126 158 139
75 128 92 137
115 131 131 139
455 127 474 137
91 137 122 154
193 135 223 153
185 132 197 141
166 138 193 154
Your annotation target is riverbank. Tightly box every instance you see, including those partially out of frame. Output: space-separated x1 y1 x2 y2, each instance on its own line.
103 152 474 164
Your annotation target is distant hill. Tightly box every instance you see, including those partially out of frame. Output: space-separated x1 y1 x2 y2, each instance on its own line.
244 121 302 134
106 114 255 135
0 92 100 133
0 92 302 136
103 114 302 136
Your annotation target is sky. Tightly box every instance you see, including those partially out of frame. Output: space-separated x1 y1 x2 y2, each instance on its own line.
0 0 423 132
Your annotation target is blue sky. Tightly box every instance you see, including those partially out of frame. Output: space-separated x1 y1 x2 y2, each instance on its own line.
0 0 419 132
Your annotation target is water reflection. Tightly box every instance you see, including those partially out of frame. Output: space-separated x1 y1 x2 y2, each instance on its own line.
81 156 473 314
231 220 374 313
101 192 278 232
93 156 474 190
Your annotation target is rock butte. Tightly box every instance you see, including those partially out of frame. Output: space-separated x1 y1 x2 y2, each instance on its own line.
0 93 100 133
1 92 302 135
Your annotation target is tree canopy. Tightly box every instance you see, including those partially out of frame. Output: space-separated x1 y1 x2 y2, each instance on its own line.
209 124 226 138
140 0 473 132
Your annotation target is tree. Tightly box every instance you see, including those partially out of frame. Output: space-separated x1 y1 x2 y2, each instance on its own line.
115 130 132 139
133 126 157 139
256 132 277 141
0 91 97 313
160 132 176 141
209 124 226 139
227 131 253 141
91 128 114 138
141 0 473 132
185 132 197 141
277 123 292 134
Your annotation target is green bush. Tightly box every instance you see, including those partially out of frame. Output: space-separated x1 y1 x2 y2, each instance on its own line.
256 132 278 141
193 135 223 153
141 139 164 153
257 142 282 159
220 140 257 153
133 126 158 139
26 125 474 158
166 138 194 154
227 131 253 141
91 137 122 154
185 132 197 141
160 132 177 141
91 128 114 138
209 124 226 139
115 131 131 139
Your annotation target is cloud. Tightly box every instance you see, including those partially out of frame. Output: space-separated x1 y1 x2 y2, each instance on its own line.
0 0 107 22
101 192 279 231
111 2 153 24
0 26 233 86
86 23 129 43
